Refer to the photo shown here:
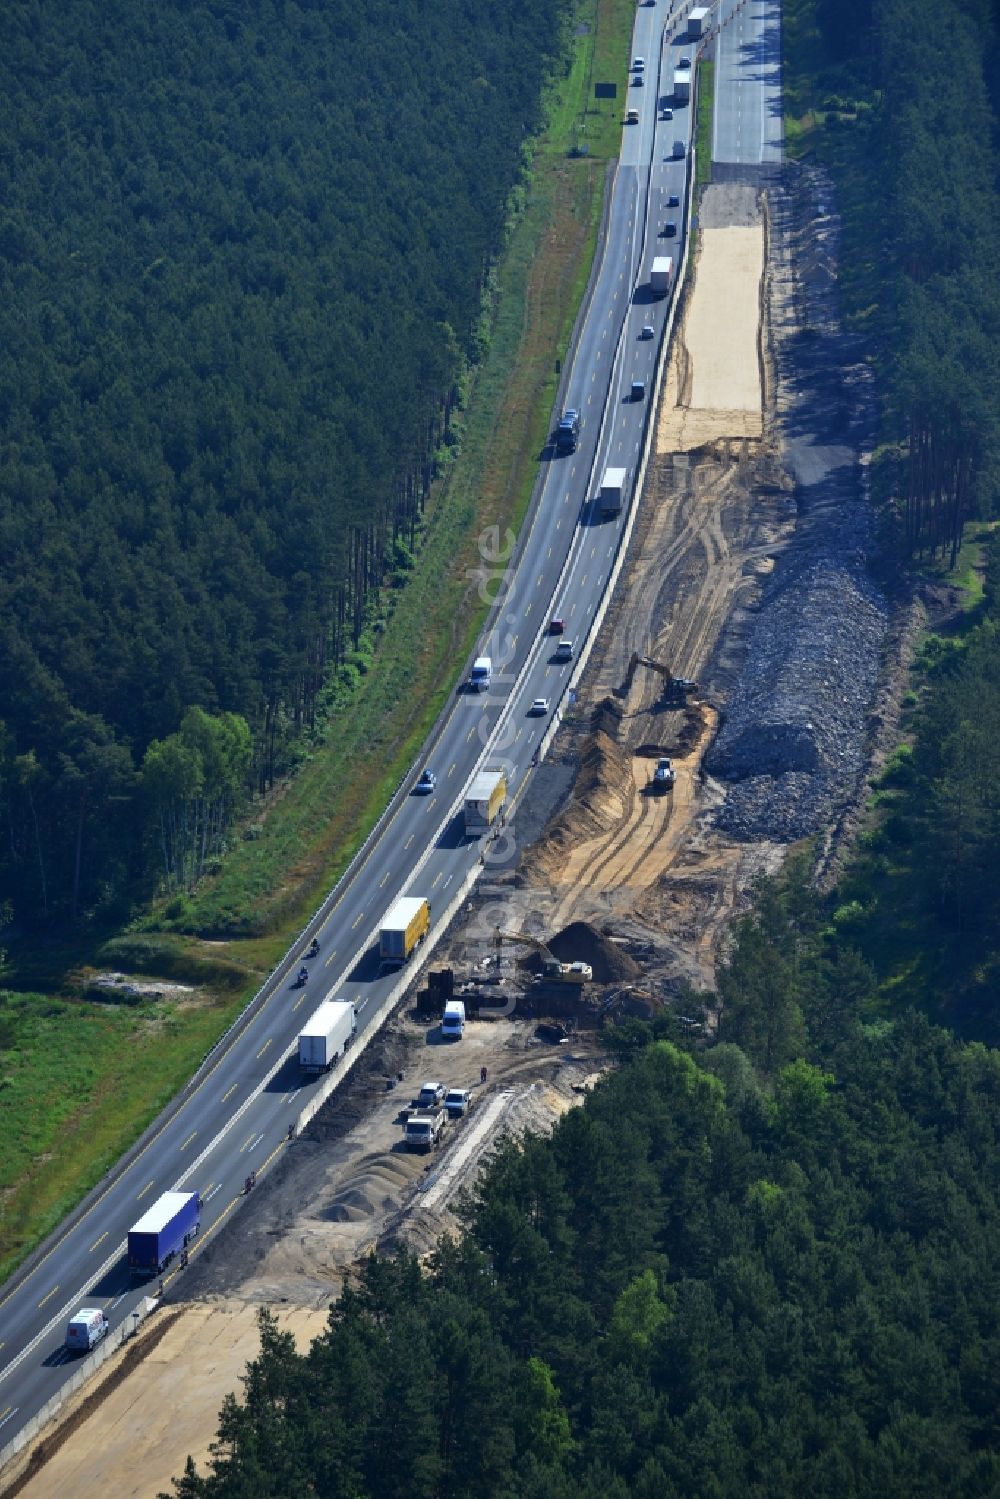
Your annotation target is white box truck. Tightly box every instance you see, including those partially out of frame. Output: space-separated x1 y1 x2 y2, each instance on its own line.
464 769 507 837
65 1307 109 1352
441 999 466 1038
298 999 357 1073
600 467 627 517
405 1110 447 1152
651 256 674 297
688 6 709 37
673 71 690 103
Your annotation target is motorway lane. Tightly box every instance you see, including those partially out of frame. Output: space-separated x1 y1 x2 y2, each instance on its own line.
712 0 782 166
0 0 699 1451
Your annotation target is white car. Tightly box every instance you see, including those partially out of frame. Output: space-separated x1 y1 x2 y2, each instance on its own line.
632 56 645 70
529 697 549 716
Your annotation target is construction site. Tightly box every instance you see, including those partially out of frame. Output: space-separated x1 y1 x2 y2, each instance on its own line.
1 171 897 1499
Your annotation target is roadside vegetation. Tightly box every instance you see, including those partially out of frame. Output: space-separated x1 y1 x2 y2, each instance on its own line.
0 0 638 1279
784 0 1000 1040
784 0 1000 565
164 946 1000 1497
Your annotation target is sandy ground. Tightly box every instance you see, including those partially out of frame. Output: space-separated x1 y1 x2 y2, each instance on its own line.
5 1019 605 1499
657 216 764 451
5 1306 326 1499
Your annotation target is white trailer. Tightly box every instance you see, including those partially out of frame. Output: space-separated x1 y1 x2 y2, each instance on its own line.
673 70 690 103
298 999 357 1073
650 256 674 296
688 6 709 38
600 467 627 517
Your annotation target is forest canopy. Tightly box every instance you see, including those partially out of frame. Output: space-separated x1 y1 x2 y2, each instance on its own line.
163 928 1000 1498
0 0 572 922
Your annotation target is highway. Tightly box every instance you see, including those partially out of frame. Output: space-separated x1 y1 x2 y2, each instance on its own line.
712 0 783 166
0 0 702 1454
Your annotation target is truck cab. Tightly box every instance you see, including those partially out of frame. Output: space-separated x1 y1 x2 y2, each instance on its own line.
469 656 492 692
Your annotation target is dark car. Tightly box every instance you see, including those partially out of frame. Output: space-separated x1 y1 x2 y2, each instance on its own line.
664 221 677 237
667 194 680 207
414 769 436 794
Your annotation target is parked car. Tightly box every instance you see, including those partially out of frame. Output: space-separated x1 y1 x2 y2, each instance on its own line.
417 1081 446 1109
445 1088 472 1118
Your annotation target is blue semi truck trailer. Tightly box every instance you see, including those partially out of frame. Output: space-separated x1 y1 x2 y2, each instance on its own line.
127 1190 200 1277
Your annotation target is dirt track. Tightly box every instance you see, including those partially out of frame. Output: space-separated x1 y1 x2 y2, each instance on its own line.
507 182 789 991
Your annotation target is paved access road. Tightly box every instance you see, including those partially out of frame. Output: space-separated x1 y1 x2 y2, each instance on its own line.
712 0 782 167
0 0 702 1453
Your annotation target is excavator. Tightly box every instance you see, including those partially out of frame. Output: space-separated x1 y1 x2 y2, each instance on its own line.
494 928 593 985
616 652 698 704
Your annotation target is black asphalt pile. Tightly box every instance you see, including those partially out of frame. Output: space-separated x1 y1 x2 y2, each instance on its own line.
548 921 642 983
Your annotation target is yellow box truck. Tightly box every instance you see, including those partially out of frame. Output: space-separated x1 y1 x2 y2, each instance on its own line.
380 895 431 964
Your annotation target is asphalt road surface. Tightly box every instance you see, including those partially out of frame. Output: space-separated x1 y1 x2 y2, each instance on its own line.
712 0 782 166
0 0 704 1453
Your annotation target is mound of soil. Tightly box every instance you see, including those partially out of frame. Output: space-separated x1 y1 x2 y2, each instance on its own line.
520 730 634 886
591 695 624 738
548 921 642 983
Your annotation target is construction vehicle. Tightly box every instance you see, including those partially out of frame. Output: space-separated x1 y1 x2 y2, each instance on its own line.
494 929 593 985
617 652 698 704
651 757 676 793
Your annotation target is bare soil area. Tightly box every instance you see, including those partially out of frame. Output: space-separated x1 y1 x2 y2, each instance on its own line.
486 182 792 993
7 1017 606 1499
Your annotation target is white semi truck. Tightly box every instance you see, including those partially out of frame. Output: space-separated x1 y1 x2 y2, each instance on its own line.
297 999 357 1073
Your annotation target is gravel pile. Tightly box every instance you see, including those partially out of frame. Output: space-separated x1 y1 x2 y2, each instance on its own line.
709 561 887 841
707 167 888 843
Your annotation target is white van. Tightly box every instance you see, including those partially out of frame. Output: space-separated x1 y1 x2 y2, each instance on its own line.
65 1308 109 1353
441 1000 466 1038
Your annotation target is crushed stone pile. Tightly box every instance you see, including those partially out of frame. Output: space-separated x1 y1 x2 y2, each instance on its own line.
708 560 887 841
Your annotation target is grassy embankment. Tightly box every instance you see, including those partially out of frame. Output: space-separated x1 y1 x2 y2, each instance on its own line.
0 0 637 1283
782 0 998 1030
